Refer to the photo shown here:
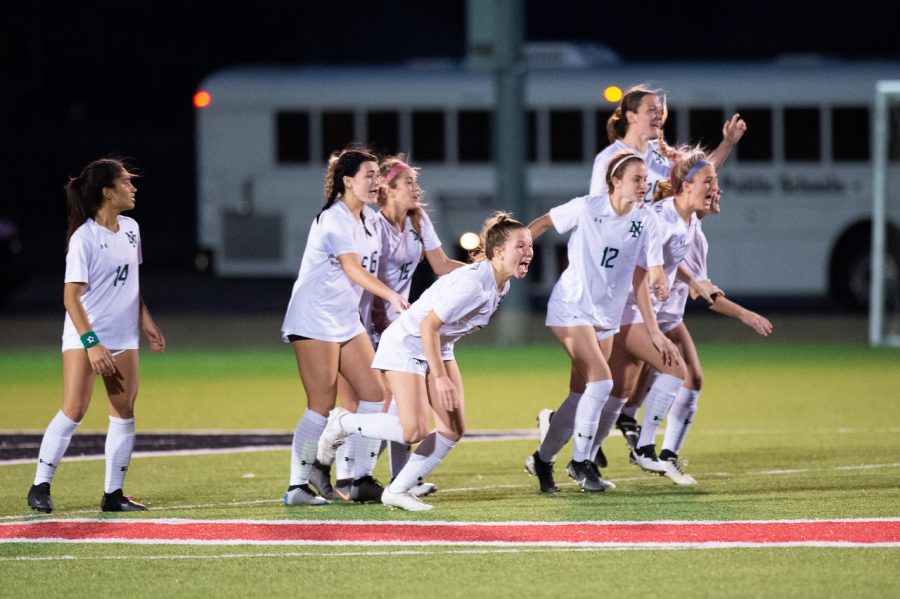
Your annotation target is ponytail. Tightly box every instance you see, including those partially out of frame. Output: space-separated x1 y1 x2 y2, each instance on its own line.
605 85 658 143
64 157 130 247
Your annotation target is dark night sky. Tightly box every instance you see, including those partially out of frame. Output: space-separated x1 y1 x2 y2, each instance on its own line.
2 0 898 275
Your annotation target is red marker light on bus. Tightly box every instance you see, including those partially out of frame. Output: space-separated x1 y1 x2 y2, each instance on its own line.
193 91 212 108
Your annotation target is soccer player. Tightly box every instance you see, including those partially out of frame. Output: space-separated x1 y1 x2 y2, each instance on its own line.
317 213 533 511
589 85 746 200
613 170 773 481
281 146 409 506
318 155 462 501
27 157 166 514
524 152 681 494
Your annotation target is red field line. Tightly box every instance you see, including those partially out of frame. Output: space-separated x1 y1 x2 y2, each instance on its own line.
2 519 899 547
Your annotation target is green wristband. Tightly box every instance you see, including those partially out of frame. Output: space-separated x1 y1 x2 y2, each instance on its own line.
81 331 100 349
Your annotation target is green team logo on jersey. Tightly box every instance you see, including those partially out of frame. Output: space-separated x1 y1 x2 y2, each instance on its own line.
125 231 137 247
629 221 643 238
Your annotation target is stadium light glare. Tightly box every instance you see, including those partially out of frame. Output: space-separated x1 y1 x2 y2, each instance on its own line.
459 232 480 251
603 85 623 103
193 91 212 109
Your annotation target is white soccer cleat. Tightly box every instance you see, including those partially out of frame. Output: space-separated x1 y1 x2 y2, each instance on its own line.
382 487 433 511
410 481 437 497
630 444 667 475
316 407 350 466
524 453 536 476
660 457 697 486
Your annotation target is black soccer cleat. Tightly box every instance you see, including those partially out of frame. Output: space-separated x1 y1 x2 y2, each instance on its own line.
531 451 559 494
28 483 53 514
615 414 641 451
593 445 608 469
101 489 148 512
307 459 335 500
566 459 614 492
350 475 385 503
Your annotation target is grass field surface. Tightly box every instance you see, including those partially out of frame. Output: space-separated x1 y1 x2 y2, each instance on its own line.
1 343 899 597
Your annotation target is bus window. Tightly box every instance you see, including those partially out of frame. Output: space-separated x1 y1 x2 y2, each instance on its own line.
734 108 772 161
663 108 678 145
892 106 900 162
413 110 445 162
549 109 582 162
831 107 869 161
594 109 613 152
688 108 724 150
368 111 400 156
527 110 537 163
784 107 821 161
276 111 310 164
322 111 354 160
459 110 492 162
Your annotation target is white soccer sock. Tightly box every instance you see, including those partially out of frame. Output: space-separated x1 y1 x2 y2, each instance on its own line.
351 400 386 479
34 410 80 485
290 409 326 486
636 373 683 448
341 412 405 444
335 442 354 481
388 431 454 494
386 401 411 478
592 395 627 455
662 387 700 456
104 416 136 493
571 380 613 462
537 391 581 463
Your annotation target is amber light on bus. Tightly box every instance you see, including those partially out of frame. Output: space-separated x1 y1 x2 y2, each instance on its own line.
193 91 212 108
603 86 623 103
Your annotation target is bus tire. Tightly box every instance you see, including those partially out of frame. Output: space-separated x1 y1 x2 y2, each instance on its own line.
829 223 900 310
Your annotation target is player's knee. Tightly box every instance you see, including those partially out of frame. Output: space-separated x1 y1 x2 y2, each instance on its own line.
687 373 703 390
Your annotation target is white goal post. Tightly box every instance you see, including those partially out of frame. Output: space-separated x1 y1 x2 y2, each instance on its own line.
871 81 900 346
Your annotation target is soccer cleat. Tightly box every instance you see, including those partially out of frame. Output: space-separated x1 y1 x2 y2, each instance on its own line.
101 489 148 512
593 445 608 469
350 475 385 503
529 451 559 493
658 449 697 486
537 409 554 444
316 407 350 466
307 459 334 500
410 481 437 497
630 444 667 475
566 459 614 492
524 453 536 476
381 487 433 511
284 483 330 506
333 478 352 501
616 413 641 451
27 483 53 514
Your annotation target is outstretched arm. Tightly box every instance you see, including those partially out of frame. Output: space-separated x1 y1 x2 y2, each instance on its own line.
708 295 773 336
526 213 555 242
425 246 465 276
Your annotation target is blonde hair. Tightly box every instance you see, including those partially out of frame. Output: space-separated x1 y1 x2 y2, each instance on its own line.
669 145 711 196
469 211 526 263
379 153 425 250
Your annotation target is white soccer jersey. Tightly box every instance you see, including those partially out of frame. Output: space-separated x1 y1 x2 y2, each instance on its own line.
658 222 709 326
361 209 442 336
546 194 662 330
281 201 382 343
374 260 508 363
589 139 671 203
621 197 701 325
61 216 142 351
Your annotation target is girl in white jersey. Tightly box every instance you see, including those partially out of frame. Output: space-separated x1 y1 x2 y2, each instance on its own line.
320 155 462 501
281 147 409 507
525 153 682 494
596 149 723 485
614 169 772 482
589 86 746 200
317 213 533 511
27 158 166 514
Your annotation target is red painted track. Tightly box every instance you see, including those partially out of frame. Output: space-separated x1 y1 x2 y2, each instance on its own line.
2 519 899 546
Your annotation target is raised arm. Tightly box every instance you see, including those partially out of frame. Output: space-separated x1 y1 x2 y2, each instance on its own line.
338 253 410 314
526 213 555 242
708 113 747 168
